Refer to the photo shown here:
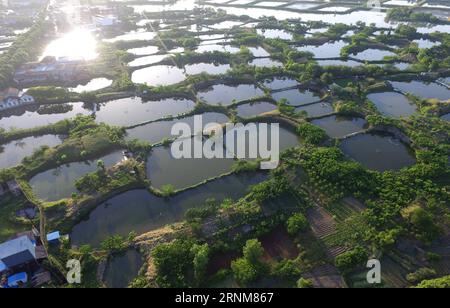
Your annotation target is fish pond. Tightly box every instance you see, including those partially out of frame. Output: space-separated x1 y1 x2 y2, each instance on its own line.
0 135 63 169
94 97 196 127
390 81 450 101
104 249 144 288
312 115 368 138
340 133 416 172
198 84 264 106
125 112 230 144
272 88 321 106
367 92 417 118
29 151 124 202
70 172 268 246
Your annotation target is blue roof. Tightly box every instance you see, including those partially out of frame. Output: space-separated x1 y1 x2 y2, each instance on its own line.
0 260 7 272
8 272 27 287
0 235 36 264
46 231 60 242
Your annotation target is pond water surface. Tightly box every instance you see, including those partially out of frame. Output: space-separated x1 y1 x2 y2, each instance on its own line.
224 124 301 160
104 30 155 43
340 133 416 172
131 65 186 86
0 135 63 169
29 151 124 202
367 92 417 118
351 49 396 61
127 45 159 56
95 97 196 127
128 55 168 67
262 77 298 90
70 172 268 246
184 63 230 75
272 88 321 106
317 59 362 67
249 58 283 68
0 103 92 131
296 40 347 59
390 81 450 101
412 39 440 49
125 112 229 144
257 29 293 40
199 84 264 106
295 102 334 118
312 115 368 138
104 249 143 288
146 136 236 190
236 102 277 118
249 47 270 57
70 78 112 93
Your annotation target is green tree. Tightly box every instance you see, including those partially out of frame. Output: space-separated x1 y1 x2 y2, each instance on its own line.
231 239 266 286
416 275 450 288
286 213 309 235
272 259 301 281
152 239 195 288
191 243 210 285
296 122 327 144
231 258 259 286
243 239 264 264
97 159 105 170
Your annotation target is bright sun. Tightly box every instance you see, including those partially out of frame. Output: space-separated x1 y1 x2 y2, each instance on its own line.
41 28 98 61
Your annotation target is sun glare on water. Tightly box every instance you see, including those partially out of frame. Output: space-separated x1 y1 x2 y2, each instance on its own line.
41 28 98 61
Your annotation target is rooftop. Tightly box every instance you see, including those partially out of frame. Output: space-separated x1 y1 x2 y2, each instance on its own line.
0 235 36 268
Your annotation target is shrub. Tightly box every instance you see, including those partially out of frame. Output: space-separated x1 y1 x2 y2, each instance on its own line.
100 235 127 253
406 268 436 284
335 246 368 271
272 259 301 280
296 122 327 144
416 275 450 288
297 277 313 288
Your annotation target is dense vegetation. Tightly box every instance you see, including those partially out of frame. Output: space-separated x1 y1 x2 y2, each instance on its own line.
0 2 449 289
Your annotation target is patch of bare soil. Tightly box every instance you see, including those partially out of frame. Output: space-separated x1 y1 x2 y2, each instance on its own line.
259 226 299 263
306 206 337 238
303 264 347 288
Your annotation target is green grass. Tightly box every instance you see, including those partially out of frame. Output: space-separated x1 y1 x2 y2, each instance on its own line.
0 195 35 242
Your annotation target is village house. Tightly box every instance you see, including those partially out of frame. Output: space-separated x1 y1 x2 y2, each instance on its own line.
0 229 51 288
14 56 90 86
0 87 34 111
93 14 119 28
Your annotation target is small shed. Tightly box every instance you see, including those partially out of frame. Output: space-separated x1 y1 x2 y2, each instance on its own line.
7 272 28 288
0 235 36 269
6 180 21 196
46 231 61 245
